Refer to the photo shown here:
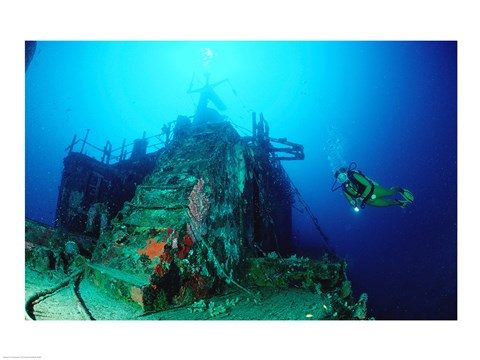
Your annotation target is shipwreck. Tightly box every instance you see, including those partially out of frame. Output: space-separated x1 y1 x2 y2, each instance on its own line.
25 75 370 320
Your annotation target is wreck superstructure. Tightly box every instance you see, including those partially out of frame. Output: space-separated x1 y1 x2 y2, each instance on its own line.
55 113 303 249
55 131 162 239
53 98 308 310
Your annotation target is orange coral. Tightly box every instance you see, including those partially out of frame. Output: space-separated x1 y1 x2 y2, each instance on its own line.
137 238 166 259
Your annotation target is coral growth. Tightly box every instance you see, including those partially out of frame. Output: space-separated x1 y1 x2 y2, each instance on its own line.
353 293 369 320
137 238 166 260
137 227 177 260
146 261 181 311
187 178 210 241
189 269 209 298
153 249 174 278
177 234 193 260
130 286 144 309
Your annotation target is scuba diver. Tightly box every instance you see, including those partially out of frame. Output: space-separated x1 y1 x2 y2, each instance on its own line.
332 162 414 211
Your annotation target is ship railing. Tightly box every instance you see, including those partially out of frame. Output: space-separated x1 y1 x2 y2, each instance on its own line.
64 122 174 165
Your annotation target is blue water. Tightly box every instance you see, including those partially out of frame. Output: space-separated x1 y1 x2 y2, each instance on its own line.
25 41 457 320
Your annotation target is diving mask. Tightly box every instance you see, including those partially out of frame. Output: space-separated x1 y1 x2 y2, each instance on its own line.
337 172 348 184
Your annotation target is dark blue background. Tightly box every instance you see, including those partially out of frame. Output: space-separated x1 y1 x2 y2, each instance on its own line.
26 41 457 319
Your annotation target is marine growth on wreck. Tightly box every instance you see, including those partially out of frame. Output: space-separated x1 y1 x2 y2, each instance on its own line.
25 103 371 320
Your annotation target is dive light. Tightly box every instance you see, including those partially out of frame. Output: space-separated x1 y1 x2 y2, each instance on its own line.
350 199 360 212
